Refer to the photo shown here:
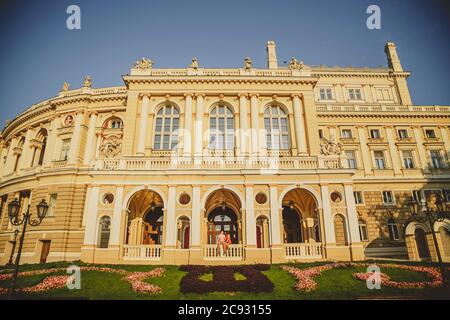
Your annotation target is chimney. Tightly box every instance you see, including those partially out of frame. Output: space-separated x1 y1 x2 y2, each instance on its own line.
385 42 403 72
266 41 278 69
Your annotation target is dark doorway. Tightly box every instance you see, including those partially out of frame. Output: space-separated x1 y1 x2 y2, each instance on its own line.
414 229 430 259
40 240 51 264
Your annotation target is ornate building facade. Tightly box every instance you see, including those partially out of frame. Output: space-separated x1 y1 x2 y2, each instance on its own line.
0 41 449 265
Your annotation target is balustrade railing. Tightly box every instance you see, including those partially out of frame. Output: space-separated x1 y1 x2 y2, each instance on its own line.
283 243 323 259
123 245 162 260
203 244 244 260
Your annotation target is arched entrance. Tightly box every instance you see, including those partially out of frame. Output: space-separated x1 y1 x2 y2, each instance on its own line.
281 188 321 244
414 228 430 259
125 189 164 246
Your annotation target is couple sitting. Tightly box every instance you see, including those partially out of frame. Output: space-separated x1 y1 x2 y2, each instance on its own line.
216 230 232 256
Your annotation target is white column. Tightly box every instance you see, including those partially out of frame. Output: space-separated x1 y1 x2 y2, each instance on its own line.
194 94 204 158
83 186 100 245
385 126 401 175
320 185 336 244
412 126 427 169
292 94 307 154
344 184 362 243
183 94 193 157
269 185 281 245
245 185 256 246
191 186 201 247
110 186 124 246
165 185 177 246
250 94 259 156
137 95 149 155
239 94 249 156
43 117 60 166
356 126 373 175
83 112 98 165
68 112 84 165
82 186 92 227
20 128 35 170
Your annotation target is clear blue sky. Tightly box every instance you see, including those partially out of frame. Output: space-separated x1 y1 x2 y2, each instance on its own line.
0 0 449 126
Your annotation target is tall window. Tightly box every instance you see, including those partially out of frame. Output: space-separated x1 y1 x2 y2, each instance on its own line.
412 190 423 203
374 151 386 169
425 129 436 139
382 191 395 205
387 218 400 241
154 105 179 150
319 88 333 100
402 150 414 169
264 106 289 150
208 105 234 150
358 219 368 241
397 129 408 139
98 216 111 248
370 129 381 139
353 191 364 204
345 151 357 169
60 139 71 161
47 193 57 217
430 150 443 169
348 88 362 100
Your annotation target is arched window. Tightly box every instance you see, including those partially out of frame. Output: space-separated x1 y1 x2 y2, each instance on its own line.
98 216 111 248
334 214 348 246
387 218 400 241
264 105 289 150
209 105 234 150
14 138 25 172
358 219 368 241
110 119 123 129
177 216 190 249
154 105 179 150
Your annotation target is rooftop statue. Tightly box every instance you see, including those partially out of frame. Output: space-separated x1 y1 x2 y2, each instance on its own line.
244 57 252 70
82 75 92 88
288 57 305 70
134 57 153 70
61 82 70 92
190 57 199 69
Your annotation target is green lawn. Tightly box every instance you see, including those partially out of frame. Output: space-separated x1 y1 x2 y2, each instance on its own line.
0 260 448 300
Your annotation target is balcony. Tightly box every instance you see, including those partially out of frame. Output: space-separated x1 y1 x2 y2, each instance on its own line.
123 245 162 260
202 244 244 261
283 243 323 260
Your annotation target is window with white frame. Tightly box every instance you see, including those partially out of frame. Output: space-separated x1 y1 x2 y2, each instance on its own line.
209 105 235 150
397 129 409 139
425 129 436 139
264 105 290 150
98 216 111 248
370 129 381 139
354 191 364 204
110 119 123 129
358 219 368 241
341 129 353 139
402 150 415 169
59 138 71 161
430 150 443 169
319 88 333 100
376 88 391 101
412 190 423 203
382 191 395 205
387 218 400 241
374 150 386 169
348 88 362 100
47 193 57 217
345 150 357 169
154 105 180 150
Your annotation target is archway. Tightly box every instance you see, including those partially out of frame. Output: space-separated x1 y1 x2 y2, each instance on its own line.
204 188 242 245
256 216 270 248
125 189 164 245
281 188 320 244
414 228 430 259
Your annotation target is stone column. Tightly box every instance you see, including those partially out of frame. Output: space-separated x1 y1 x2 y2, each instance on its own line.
137 95 149 155
320 185 336 244
43 117 60 167
110 186 124 246
194 94 204 158
269 185 281 245
183 94 193 157
68 112 84 165
20 128 35 170
83 112 98 165
165 185 177 247
356 125 373 175
191 186 201 247
292 94 307 154
122 92 139 155
83 186 100 246
439 126 450 160
412 126 428 170
239 94 249 156
245 185 256 246
302 92 320 155
250 94 259 157
343 184 361 244
385 126 401 175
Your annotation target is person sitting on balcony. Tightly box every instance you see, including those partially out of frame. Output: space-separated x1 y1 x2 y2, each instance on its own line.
216 230 226 256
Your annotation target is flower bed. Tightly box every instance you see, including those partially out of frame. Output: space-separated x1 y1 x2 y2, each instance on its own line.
282 263 444 292
0 266 165 295
179 265 274 293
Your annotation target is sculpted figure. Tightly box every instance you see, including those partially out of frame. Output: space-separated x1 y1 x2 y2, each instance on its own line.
134 57 153 69
190 57 199 69
244 57 252 70
82 75 92 88
61 82 70 92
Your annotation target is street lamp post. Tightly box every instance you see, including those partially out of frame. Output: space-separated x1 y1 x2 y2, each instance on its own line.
6 229 19 266
408 194 450 291
7 198 49 300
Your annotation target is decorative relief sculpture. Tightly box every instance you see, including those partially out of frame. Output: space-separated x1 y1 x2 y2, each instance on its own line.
320 134 343 156
82 75 92 88
190 57 199 69
134 57 153 70
64 115 74 127
61 82 70 92
244 57 252 70
288 57 304 70
100 135 122 158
